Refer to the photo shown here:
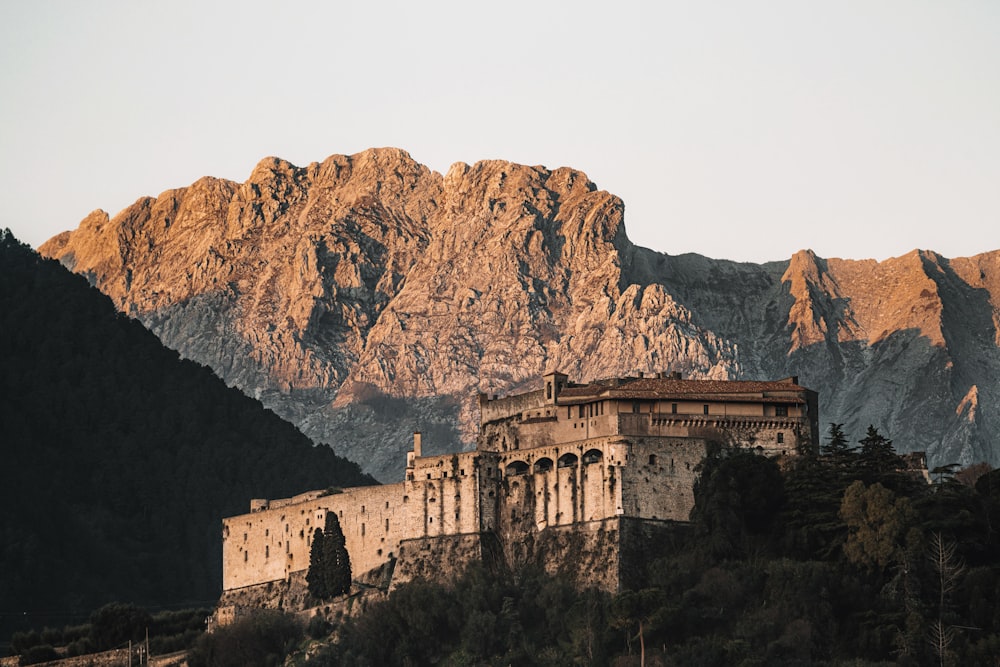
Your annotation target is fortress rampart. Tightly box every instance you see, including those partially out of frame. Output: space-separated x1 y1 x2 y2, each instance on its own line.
219 372 818 605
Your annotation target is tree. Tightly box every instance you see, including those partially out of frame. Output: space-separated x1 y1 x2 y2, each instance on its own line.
927 532 965 667
307 513 352 601
88 602 152 652
306 528 327 599
821 422 851 457
858 425 899 473
691 451 785 558
840 480 914 571
322 512 352 597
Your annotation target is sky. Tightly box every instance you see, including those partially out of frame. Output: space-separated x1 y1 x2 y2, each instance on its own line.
1 1 998 263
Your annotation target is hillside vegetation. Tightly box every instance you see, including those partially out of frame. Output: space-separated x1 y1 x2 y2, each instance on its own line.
289 439 1000 666
0 230 374 639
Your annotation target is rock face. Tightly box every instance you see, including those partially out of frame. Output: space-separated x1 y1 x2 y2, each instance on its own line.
40 148 1000 480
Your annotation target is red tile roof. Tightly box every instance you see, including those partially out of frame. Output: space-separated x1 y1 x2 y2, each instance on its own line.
558 377 809 403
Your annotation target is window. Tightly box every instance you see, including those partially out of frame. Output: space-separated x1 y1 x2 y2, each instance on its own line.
703 404 710 415
361 523 366 536
775 405 788 417
777 432 784 444
265 546 269 558
579 405 585 418
244 551 248 562
386 518 390 531
649 454 657 465
671 403 678 414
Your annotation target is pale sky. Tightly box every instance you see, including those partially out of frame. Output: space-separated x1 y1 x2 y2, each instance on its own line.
1 1 998 263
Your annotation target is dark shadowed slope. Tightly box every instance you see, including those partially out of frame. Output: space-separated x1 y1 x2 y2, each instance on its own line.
0 229 374 636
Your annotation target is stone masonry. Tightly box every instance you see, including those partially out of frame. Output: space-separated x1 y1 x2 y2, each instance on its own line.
218 372 818 611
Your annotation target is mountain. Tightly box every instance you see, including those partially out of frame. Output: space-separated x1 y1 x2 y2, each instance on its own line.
0 230 374 636
39 148 1000 480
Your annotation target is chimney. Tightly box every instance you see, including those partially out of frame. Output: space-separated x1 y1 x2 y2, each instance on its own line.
413 431 422 458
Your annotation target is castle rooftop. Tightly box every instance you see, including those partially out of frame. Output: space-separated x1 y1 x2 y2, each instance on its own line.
557 376 808 403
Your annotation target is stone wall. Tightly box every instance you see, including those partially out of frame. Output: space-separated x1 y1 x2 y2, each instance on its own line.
620 437 708 522
391 533 492 589
222 482 411 590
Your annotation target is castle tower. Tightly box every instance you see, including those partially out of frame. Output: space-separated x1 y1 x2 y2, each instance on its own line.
543 370 568 405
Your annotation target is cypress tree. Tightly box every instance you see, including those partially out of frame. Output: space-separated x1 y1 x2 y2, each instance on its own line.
322 512 352 596
306 527 327 599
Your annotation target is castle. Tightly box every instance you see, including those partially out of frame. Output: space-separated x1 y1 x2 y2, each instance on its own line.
217 372 818 613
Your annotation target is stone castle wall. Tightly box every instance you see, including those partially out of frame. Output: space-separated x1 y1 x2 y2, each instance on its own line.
221 377 817 600
222 431 707 594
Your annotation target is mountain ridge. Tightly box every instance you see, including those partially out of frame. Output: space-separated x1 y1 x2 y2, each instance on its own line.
39 148 1000 480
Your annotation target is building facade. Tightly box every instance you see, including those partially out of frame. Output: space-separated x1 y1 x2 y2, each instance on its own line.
219 372 818 602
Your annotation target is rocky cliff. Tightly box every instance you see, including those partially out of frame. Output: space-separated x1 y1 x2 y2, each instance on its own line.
40 148 1000 480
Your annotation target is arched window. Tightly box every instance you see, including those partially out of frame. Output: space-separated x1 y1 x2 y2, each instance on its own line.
582 449 603 465
534 457 554 473
558 453 578 468
505 460 529 476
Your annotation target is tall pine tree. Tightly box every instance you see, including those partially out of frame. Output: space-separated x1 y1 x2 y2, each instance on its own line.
821 422 851 457
859 425 899 472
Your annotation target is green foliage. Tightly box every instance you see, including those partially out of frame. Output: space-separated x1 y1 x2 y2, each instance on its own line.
0 230 375 640
321 513 352 597
840 481 914 570
691 451 785 559
858 425 901 473
88 602 152 651
310 437 1000 666
314 565 615 666
306 528 328 600
7 604 209 663
188 610 302 667
821 421 852 456
306 513 352 601
18 644 59 665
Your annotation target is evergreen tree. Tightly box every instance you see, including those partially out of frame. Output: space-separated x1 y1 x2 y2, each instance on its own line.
306 528 327 599
858 425 899 472
821 422 851 457
322 512 352 597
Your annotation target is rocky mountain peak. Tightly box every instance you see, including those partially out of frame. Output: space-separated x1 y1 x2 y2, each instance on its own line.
40 148 1000 480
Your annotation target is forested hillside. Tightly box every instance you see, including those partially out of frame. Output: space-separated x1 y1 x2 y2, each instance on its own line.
305 440 1000 666
0 230 374 639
